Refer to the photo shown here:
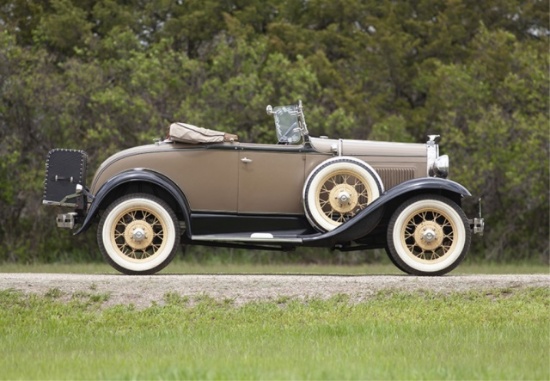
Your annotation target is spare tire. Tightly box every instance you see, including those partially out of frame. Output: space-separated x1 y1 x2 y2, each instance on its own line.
303 157 384 232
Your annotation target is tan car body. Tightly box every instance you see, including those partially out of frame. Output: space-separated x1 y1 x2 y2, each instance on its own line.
90 138 427 215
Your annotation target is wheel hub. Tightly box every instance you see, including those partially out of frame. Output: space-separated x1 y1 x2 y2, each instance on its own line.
414 221 444 250
132 227 146 241
339 192 350 203
329 184 358 214
124 221 154 250
423 228 436 242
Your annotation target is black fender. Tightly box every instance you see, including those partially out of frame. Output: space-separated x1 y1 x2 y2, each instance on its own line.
74 169 191 235
301 177 471 247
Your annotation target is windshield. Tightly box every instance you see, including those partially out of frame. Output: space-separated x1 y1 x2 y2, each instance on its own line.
272 104 302 144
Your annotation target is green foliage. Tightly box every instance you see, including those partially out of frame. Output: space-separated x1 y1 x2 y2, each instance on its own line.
424 27 549 260
0 0 547 263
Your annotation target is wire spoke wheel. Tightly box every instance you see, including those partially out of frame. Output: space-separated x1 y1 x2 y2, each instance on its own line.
401 208 455 262
317 171 371 224
98 193 180 275
304 158 383 232
386 195 471 276
112 207 165 261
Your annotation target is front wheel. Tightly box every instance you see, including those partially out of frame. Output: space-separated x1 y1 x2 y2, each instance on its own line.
386 195 471 276
97 193 180 275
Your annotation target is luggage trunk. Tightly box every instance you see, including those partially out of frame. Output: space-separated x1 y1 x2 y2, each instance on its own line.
43 149 88 206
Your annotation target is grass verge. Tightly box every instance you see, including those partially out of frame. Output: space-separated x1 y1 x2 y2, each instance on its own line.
0 260 548 275
0 288 548 380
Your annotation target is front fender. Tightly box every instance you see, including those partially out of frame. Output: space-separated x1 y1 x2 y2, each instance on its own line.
74 169 190 235
384 177 471 198
302 178 471 247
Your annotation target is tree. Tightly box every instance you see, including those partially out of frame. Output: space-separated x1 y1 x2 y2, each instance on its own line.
0 0 547 263
423 27 549 260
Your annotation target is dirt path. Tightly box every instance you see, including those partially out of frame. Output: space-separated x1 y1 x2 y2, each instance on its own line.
0 273 547 308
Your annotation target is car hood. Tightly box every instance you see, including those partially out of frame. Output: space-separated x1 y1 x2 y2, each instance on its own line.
309 137 426 157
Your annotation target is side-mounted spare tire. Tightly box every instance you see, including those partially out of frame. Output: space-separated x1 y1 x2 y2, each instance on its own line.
97 193 180 275
303 157 384 232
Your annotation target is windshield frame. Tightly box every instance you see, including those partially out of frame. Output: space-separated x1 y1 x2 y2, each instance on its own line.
266 100 310 145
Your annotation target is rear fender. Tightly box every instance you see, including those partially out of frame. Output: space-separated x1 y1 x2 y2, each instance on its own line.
302 178 471 247
74 169 191 235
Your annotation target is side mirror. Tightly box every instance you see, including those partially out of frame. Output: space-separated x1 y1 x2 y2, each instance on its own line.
266 105 274 115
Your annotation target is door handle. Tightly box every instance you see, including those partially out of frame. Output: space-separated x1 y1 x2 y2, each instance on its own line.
241 157 252 163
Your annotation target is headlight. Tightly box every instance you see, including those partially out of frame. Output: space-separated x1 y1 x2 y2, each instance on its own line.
426 135 449 178
433 155 449 178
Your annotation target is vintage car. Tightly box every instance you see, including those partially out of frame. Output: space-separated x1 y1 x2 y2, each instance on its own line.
43 101 484 275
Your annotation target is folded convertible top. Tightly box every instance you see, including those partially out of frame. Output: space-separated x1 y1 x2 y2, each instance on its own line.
169 122 238 144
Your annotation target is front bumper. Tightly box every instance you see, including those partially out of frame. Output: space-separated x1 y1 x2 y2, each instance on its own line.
471 217 484 235
469 197 484 236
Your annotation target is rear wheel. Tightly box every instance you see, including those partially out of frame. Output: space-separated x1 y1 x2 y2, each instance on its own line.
97 193 180 275
386 195 471 276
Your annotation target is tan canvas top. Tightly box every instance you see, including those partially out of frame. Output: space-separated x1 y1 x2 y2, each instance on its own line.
169 123 238 144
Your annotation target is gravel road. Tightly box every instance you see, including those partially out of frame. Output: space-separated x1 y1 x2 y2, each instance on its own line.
0 273 548 308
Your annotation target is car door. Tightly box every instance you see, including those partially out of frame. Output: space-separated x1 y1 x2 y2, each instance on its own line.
167 147 239 212
237 145 306 214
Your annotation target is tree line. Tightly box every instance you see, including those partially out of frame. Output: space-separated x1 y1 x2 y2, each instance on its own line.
0 0 548 263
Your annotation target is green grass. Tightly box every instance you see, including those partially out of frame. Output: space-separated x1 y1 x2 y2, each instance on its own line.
0 288 548 380
0 260 548 275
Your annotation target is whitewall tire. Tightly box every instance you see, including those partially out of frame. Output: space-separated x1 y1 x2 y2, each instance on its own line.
386 195 471 276
97 193 180 275
303 157 384 231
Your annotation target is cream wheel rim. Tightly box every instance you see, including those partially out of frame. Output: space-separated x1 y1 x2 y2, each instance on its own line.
110 207 167 262
315 170 373 225
328 183 359 213
304 157 383 232
400 208 457 263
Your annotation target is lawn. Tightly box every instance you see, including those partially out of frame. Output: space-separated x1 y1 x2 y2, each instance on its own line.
0 287 548 380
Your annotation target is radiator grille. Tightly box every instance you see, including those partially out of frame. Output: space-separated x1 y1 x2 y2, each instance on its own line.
374 167 416 190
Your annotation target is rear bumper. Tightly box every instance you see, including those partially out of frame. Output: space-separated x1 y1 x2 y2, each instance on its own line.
56 213 80 229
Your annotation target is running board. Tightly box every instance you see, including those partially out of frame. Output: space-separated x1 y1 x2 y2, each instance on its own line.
191 232 303 244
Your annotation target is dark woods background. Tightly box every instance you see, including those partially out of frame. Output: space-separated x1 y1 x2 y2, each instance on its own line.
0 0 548 264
